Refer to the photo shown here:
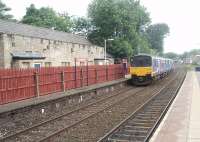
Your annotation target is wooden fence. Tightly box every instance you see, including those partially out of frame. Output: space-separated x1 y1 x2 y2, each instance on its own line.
0 64 125 105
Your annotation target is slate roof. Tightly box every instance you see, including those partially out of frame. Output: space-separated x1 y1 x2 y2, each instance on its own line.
0 19 91 45
11 51 45 60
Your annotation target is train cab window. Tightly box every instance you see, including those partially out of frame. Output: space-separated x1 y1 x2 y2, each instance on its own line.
131 56 152 67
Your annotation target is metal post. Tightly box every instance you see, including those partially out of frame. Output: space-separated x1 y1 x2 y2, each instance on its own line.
81 68 83 87
104 39 114 65
104 39 107 63
34 72 40 97
61 71 65 92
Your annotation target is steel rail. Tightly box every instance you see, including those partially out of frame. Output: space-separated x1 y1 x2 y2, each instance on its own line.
144 71 187 142
97 70 185 142
38 71 180 142
1 86 140 141
37 87 147 142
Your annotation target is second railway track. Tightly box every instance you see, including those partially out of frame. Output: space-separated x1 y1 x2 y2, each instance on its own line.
98 69 186 142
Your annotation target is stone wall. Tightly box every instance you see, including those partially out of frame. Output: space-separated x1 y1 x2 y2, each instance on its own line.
0 33 105 68
0 34 4 68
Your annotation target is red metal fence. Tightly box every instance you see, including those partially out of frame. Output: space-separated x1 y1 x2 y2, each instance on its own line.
0 64 125 105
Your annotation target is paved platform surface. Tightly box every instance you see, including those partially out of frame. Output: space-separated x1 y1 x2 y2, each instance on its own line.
0 77 130 114
150 71 200 142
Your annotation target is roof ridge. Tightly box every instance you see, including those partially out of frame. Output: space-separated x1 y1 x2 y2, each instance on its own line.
0 19 91 45
0 19 85 38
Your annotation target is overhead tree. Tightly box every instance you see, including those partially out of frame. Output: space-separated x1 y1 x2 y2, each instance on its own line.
87 0 151 58
0 0 13 20
71 17 93 36
21 4 72 32
145 23 169 53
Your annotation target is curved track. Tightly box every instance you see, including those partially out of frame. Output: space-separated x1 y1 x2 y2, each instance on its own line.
98 70 186 142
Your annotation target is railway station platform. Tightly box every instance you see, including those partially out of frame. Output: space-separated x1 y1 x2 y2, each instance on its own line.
0 77 130 114
150 71 200 142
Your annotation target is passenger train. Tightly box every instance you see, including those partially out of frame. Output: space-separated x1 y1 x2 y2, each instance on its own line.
130 54 174 85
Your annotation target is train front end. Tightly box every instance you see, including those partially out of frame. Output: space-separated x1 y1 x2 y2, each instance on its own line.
130 55 153 85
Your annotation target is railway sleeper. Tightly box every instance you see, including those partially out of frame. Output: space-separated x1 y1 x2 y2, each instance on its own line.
135 116 157 120
112 130 148 137
142 110 162 113
131 119 156 123
124 125 150 131
122 128 148 133
109 133 145 142
138 112 159 116
136 113 157 117
126 122 153 127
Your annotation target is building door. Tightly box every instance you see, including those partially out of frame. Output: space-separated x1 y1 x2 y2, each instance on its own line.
34 63 41 68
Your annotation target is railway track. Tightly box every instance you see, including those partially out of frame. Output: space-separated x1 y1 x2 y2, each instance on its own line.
0 69 184 142
0 84 130 139
1 85 145 142
97 70 186 142
36 70 181 142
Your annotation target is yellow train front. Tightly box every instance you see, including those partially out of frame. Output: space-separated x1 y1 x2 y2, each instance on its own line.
130 55 174 85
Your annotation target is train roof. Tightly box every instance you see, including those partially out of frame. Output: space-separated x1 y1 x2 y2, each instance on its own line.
133 54 173 61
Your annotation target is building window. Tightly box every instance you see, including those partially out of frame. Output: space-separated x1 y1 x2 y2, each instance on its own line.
88 46 91 53
0 34 3 39
72 43 75 48
71 47 74 53
34 63 41 68
22 62 30 69
25 51 32 53
47 45 50 49
80 62 85 66
54 40 59 45
45 62 51 67
41 39 44 44
88 61 93 65
12 42 15 47
62 62 70 67
8 34 15 47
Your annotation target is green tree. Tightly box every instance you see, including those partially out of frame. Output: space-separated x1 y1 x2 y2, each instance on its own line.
164 52 179 59
108 38 133 58
72 17 93 36
145 23 170 53
0 0 13 19
87 0 151 58
21 4 72 32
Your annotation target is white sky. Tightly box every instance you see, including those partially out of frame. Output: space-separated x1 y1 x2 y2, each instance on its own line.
3 0 200 54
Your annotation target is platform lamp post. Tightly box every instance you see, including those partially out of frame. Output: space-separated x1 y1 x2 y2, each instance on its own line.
104 38 114 64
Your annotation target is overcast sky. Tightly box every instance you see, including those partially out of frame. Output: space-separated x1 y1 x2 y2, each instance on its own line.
3 0 200 54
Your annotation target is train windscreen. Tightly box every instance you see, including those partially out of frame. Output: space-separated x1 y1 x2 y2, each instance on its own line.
131 56 152 67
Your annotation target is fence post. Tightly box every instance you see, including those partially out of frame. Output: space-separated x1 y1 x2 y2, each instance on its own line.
95 68 98 83
106 65 108 81
87 62 89 86
61 71 65 92
81 68 83 87
34 72 40 97
114 66 116 79
74 58 77 88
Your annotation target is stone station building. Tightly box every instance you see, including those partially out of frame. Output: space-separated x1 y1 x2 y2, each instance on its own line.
0 20 105 68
